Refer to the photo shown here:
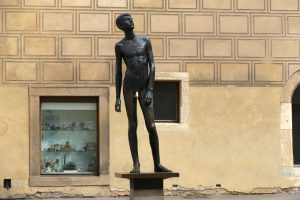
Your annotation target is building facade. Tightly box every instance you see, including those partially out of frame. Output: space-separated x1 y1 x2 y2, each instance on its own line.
1 0 300 198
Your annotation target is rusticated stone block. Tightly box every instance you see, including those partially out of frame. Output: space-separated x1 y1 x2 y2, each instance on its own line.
168 0 197 9
203 39 232 58
271 39 300 58
97 38 120 57
237 39 266 58
0 10 2 32
61 37 93 57
156 62 181 72
270 0 299 11
79 13 110 32
254 63 284 82
98 0 127 8
185 62 215 82
24 36 56 56
150 38 164 57
132 13 146 33
219 15 249 34
42 12 74 32
287 16 300 35
115 13 145 33
169 38 198 57
288 63 300 77
24 0 56 7
0 59 2 83
5 61 37 81
43 61 74 81
133 0 163 9
253 15 283 34
280 103 293 130
236 0 265 10
5 11 37 31
61 0 92 7
0 0 19 6
184 14 214 34
0 37 18 56
281 71 300 102
280 129 293 168
202 0 232 10
79 61 110 81
150 14 180 34
220 63 250 82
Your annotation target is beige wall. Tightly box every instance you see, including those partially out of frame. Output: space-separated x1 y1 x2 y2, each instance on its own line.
110 86 290 192
0 86 29 198
0 0 300 198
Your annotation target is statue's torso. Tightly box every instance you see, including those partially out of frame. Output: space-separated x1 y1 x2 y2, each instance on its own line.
118 36 149 91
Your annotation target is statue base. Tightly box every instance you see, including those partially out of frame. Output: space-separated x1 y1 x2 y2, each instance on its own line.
115 172 179 200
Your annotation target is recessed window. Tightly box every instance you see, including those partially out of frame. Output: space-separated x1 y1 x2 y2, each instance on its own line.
153 81 179 123
30 86 109 186
41 97 98 175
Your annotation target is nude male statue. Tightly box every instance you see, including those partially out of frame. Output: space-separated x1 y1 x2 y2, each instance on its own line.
115 13 172 173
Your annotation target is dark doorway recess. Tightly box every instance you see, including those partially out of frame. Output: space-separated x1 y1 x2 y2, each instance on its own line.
292 85 300 164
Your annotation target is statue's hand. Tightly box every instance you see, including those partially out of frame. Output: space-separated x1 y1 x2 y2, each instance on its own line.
145 90 153 106
115 99 121 112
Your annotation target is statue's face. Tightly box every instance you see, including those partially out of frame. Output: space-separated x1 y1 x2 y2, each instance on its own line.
119 16 134 31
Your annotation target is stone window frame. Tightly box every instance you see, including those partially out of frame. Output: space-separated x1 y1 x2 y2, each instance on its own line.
29 85 109 187
154 72 189 132
281 71 300 177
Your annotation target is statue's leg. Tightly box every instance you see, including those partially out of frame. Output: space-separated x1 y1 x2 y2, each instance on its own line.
138 89 172 172
123 87 140 173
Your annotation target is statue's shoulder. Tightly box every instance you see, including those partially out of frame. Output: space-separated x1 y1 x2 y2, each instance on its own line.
115 39 125 52
115 38 126 47
137 35 150 43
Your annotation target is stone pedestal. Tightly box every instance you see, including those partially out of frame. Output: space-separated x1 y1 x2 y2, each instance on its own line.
115 172 179 200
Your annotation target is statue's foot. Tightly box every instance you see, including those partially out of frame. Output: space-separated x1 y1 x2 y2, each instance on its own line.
130 164 140 173
154 164 172 172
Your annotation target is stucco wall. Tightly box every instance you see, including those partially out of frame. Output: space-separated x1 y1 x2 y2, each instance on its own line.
110 86 292 192
0 85 291 199
0 86 29 198
0 0 300 198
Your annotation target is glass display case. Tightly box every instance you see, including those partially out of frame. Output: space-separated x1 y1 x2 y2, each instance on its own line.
40 100 98 175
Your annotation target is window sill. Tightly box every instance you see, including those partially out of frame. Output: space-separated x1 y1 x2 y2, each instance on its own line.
293 166 300 177
29 174 109 187
156 122 189 132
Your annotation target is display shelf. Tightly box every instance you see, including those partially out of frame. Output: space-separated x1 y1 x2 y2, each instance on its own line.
41 102 98 175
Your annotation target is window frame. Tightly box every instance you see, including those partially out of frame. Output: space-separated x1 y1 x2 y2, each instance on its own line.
154 72 189 132
281 70 300 177
29 85 109 186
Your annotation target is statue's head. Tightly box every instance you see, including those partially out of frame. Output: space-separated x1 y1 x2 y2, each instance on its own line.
116 13 134 31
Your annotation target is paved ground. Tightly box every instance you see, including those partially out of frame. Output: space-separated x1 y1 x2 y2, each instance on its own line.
38 193 300 200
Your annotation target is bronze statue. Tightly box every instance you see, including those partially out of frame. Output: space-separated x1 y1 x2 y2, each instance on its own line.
115 13 172 173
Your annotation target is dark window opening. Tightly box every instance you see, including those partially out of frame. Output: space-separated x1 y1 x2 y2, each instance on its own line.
292 86 300 164
153 81 180 123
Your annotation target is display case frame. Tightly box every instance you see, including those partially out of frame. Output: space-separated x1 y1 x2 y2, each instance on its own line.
41 97 99 175
29 85 109 187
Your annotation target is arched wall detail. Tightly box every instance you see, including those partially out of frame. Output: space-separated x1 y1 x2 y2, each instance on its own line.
281 71 300 176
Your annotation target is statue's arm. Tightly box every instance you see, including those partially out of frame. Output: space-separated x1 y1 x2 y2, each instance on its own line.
115 43 122 112
145 38 155 105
